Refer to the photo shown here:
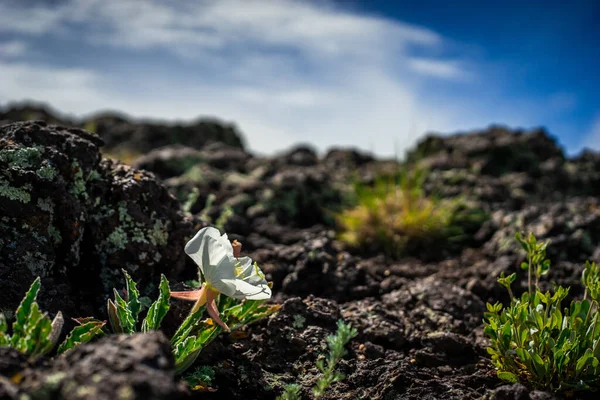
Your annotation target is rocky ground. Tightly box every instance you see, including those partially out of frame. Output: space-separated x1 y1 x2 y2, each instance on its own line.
0 104 599 400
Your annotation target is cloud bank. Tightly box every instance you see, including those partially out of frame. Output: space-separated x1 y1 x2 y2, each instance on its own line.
0 0 561 156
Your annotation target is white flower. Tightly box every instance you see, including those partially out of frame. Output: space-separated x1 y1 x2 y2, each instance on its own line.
171 227 271 331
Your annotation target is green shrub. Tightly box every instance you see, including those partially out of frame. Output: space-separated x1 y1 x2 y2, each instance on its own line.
0 278 104 360
336 167 486 259
485 233 600 392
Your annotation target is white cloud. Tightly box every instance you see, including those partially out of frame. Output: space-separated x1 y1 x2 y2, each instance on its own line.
0 0 540 157
0 62 102 111
0 41 29 57
407 57 468 80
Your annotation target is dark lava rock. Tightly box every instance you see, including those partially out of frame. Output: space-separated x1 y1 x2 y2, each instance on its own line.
260 166 342 227
0 102 73 127
483 198 600 263
248 229 381 302
132 145 204 179
0 377 19 400
0 347 27 377
201 142 251 171
323 147 374 169
93 115 245 154
0 121 103 315
192 295 497 400
408 126 563 177
491 384 564 400
0 103 245 154
19 331 186 400
384 276 485 336
0 121 196 315
492 384 531 400
273 145 319 167
81 158 196 300
414 331 479 367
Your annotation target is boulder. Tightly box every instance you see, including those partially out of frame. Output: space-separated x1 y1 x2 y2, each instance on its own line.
0 121 195 315
20 332 187 400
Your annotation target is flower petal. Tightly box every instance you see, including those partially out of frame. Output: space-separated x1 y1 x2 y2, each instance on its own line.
185 227 236 295
185 227 228 274
170 290 203 301
206 288 230 331
235 257 268 286
222 278 272 300
219 232 234 255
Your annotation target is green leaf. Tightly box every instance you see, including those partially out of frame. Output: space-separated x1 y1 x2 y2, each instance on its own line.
540 259 551 275
57 319 105 354
10 292 54 360
26 309 53 359
171 303 206 347
113 289 136 334
0 313 8 346
497 371 518 383
277 384 302 400
107 298 123 333
0 313 6 333
576 348 594 372
122 269 141 324
515 233 529 252
141 275 170 332
174 323 220 374
11 277 41 344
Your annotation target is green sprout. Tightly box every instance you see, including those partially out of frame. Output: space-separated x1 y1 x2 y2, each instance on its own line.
278 320 357 400
0 278 104 360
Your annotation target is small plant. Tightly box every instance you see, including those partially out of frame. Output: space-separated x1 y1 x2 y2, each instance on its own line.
0 278 104 360
170 226 276 373
279 384 302 400
336 167 486 259
183 365 216 392
183 187 200 215
215 205 233 232
485 232 600 392
278 320 357 400
105 227 278 375
106 270 170 334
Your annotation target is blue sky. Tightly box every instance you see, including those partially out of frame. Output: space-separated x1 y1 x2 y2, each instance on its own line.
0 0 598 156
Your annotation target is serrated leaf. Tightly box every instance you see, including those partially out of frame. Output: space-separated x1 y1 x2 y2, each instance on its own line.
173 335 196 361
122 269 141 324
174 322 219 374
11 277 41 344
171 304 206 347
26 308 53 360
107 298 123 334
141 275 170 332
57 319 105 354
113 289 136 334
